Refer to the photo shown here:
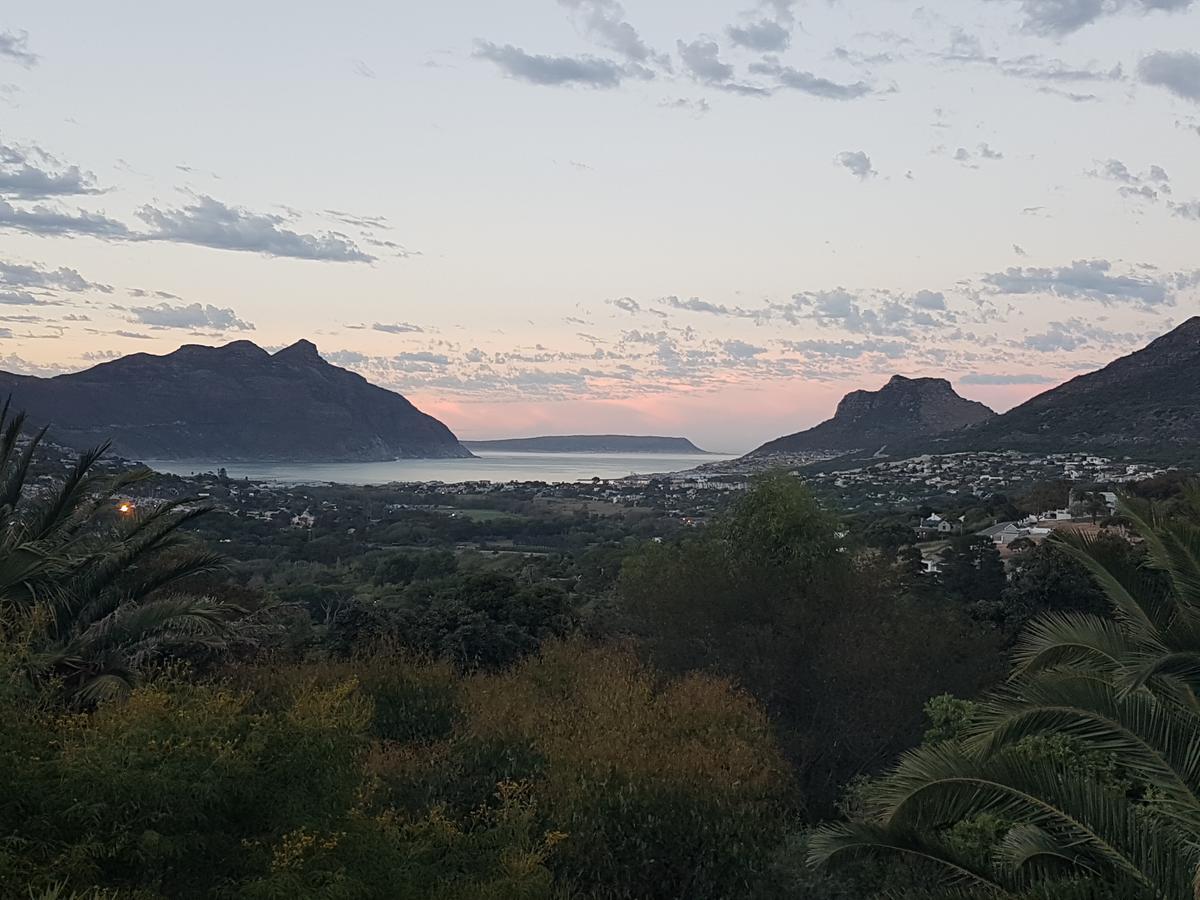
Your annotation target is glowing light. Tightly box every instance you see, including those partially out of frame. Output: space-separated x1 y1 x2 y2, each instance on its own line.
118 502 134 514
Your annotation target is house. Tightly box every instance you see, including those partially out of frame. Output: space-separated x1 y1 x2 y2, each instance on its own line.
916 513 960 538
980 522 1022 546
291 510 316 529
980 521 1053 548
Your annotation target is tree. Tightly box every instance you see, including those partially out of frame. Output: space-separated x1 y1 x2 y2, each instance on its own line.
0 405 243 703
1018 481 1072 516
864 520 918 557
997 537 1126 629
619 475 1004 816
938 535 1006 606
808 495 1200 898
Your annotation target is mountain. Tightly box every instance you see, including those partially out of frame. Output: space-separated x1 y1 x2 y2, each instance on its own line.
0 339 473 462
464 435 709 454
894 316 1200 460
753 375 995 456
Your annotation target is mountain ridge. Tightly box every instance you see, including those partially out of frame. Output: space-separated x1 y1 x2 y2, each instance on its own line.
752 374 995 456
807 316 1200 469
0 339 473 462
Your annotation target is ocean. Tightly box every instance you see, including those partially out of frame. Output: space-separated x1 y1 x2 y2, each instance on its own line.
141 450 735 486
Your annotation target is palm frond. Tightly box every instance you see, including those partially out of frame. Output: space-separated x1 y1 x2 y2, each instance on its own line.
1051 530 1172 646
67 595 238 660
20 442 110 544
121 548 227 605
0 422 47 510
993 824 1102 885
875 743 1187 897
1120 650 1200 701
968 674 1200 823
1010 613 1135 680
806 821 1011 895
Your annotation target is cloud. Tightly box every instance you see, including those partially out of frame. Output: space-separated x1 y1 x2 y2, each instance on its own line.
659 295 763 319
0 353 63 376
0 198 131 239
0 258 109 293
474 41 626 88
135 195 373 262
128 302 254 331
750 59 872 99
911 290 948 310
658 97 711 114
129 288 182 300
953 144 1003 166
0 289 38 305
761 0 799 25
727 20 791 52
960 372 1057 385
326 348 451 369
836 150 877 179
722 339 766 359
557 0 665 67
781 338 909 359
1088 158 1171 201
787 289 951 337
608 296 641 314
1003 58 1124 84
983 259 1171 307
1021 318 1137 352
1171 200 1200 219
323 208 389 229
1007 0 1112 35
0 30 37 67
1139 51 1200 103
940 29 1125 93
372 321 424 334
677 39 734 84
0 139 102 199
1000 0 1196 36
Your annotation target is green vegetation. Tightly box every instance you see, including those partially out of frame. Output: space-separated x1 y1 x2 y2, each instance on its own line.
809 490 1200 897
5 413 1198 897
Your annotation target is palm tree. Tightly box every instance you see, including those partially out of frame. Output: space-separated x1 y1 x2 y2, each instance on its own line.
0 402 243 703
808 493 1200 899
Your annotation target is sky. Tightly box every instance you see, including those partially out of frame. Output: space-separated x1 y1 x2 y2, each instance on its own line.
1 1 1199 452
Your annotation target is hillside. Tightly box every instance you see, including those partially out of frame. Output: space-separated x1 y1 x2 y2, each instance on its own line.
465 435 709 454
753 375 995 456
805 316 1200 469
918 315 1200 458
0 339 473 462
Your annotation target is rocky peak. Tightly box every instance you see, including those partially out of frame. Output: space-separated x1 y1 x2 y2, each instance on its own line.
273 339 322 363
0 338 473 462
753 375 994 456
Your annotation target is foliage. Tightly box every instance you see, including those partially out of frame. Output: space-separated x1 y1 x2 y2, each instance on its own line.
359 640 797 900
1 638 796 899
808 494 1200 898
996 536 1134 630
938 535 1006 608
0 406 247 704
326 572 580 669
619 473 1005 817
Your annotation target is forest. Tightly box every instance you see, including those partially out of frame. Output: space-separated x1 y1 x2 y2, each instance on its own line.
4 409 1200 899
